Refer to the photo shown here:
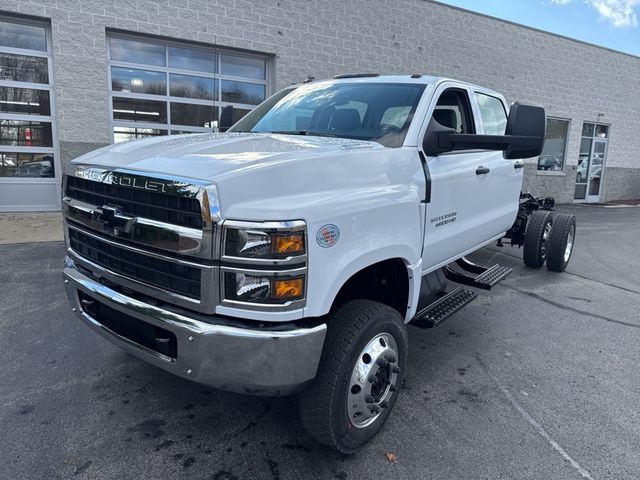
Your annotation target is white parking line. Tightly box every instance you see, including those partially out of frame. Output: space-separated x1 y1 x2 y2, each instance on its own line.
500 387 596 480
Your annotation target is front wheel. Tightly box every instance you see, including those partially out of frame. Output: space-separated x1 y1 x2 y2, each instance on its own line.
299 300 408 453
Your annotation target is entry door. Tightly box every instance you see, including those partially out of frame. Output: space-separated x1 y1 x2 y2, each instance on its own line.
421 85 499 271
575 123 608 203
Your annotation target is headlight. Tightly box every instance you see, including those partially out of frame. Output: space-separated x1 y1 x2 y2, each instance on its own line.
220 220 307 310
223 271 305 305
223 220 306 260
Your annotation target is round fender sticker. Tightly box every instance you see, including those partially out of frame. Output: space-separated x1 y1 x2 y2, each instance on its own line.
316 224 340 248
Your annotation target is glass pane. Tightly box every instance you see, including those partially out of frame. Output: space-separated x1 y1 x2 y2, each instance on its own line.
170 74 216 100
576 155 589 184
0 152 54 178
113 126 167 143
170 102 216 127
221 54 265 79
595 124 609 138
0 20 47 51
582 123 594 137
111 67 166 95
0 119 53 147
0 53 48 84
0 87 50 115
476 93 507 135
574 183 587 200
221 80 265 105
537 118 568 171
112 97 167 123
110 37 165 66
169 47 216 73
580 138 592 156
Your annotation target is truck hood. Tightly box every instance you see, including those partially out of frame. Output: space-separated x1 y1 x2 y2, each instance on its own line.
74 132 381 182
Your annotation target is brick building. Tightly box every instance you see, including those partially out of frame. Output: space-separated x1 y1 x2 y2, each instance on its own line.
1 0 638 211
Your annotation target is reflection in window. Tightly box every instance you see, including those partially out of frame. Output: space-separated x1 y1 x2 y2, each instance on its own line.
476 93 507 135
381 106 412 129
169 47 216 73
221 54 265 79
221 80 265 105
595 124 608 138
582 123 595 137
0 87 51 116
0 53 48 84
0 152 54 178
110 37 165 66
113 126 167 143
170 103 217 127
111 67 166 95
0 119 53 147
113 97 167 123
0 20 47 51
537 118 569 171
170 74 216 100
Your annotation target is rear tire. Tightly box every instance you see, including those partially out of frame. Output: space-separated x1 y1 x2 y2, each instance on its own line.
523 211 553 268
546 214 576 272
299 300 407 453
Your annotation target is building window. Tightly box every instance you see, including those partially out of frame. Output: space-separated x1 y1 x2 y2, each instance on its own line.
107 33 270 142
0 18 55 178
538 118 569 171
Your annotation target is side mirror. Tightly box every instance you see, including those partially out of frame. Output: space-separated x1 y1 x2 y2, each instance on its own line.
220 105 235 132
422 102 546 159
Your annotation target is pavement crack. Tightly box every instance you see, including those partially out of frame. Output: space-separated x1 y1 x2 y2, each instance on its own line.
502 285 640 330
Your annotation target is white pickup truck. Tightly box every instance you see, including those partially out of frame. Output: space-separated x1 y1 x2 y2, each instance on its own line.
62 74 576 452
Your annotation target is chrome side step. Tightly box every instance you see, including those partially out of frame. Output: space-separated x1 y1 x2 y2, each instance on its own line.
443 257 512 290
411 287 478 329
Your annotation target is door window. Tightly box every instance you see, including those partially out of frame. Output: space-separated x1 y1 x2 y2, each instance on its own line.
432 89 475 134
475 93 507 135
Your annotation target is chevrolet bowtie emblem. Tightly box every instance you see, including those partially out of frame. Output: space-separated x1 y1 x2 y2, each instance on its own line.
91 205 136 236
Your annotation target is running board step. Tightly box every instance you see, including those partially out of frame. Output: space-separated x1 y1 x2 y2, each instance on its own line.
443 262 512 290
412 287 478 329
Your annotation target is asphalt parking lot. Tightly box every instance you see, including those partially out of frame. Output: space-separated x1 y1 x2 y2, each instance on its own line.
1 204 639 480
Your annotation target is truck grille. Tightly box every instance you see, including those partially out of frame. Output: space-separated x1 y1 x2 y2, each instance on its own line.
69 228 202 300
65 176 203 229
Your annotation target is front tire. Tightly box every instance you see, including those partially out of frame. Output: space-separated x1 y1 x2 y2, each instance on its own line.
299 300 408 453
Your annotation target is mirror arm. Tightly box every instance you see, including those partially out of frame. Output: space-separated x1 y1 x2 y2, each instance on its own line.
438 133 510 151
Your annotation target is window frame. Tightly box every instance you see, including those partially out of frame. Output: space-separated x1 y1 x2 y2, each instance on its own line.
0 15 58 184
536 116 571 175
107 32 273 140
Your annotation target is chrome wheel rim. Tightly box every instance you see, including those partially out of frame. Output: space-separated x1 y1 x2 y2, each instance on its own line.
347 333 400 429
564 225 575 262
541 221 552 260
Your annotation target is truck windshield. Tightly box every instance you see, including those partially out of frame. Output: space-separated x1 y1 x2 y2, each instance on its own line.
230 82 426 148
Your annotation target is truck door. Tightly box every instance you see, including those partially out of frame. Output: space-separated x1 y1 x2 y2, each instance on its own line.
471 90 522 236
419 85 502 272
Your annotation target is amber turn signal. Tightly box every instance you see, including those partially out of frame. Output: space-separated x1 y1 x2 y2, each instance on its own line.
272 277 304 299
271 233 305 255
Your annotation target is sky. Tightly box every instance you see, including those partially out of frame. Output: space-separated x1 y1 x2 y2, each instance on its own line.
436 0 640 56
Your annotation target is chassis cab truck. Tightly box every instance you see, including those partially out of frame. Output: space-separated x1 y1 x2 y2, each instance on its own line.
62 75 572 452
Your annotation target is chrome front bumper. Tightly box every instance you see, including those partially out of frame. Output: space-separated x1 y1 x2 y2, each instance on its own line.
63 259 326 396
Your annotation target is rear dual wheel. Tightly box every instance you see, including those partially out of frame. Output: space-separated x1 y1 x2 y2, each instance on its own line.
523 211 576 272
299 300 407 453
546 213 576 272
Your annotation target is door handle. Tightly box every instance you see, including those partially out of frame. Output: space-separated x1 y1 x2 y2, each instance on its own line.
476 166 490 175
513 161 524 169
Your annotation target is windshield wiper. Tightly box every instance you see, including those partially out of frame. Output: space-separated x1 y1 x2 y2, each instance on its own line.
263 130 340 138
